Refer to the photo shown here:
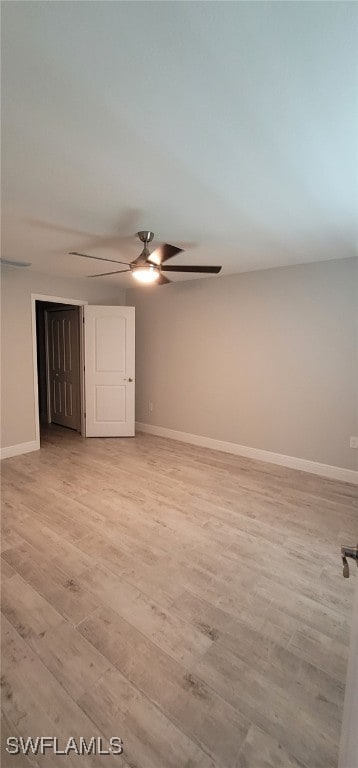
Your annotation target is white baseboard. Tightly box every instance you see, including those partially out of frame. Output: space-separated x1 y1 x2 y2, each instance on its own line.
136 422 358 485
0 440 40 460
1 428 356 484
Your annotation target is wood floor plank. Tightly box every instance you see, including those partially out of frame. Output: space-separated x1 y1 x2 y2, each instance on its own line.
7 515 95 578
1 711 40 768
1 558 17 581
2 541 100 625
255 579 352 645
235 724 306 768
77 564 213 665
287 624 349 684
193 642 338 768
1 425 357 768
170 589 345 714
1 576 111 700
78 605 249 766
1 573 63 639
79 666 217 768
1 616 122 767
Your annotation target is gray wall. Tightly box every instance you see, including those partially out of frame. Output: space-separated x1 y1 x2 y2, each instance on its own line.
128 257 358 471
1 267 126 449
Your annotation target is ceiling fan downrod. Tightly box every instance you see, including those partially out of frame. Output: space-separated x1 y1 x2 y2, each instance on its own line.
137 231 154 261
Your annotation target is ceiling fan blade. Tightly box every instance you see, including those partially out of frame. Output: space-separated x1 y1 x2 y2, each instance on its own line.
157 273 171 285
161 265 222 273
69 251 129 266
0 258 32 268
88 269 131 278
148 243 183 265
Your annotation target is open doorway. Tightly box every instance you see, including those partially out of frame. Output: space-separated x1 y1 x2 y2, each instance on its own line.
35 300 83 440
32 295 134 446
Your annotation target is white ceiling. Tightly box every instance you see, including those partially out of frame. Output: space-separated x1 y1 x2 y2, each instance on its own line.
2 1 357 287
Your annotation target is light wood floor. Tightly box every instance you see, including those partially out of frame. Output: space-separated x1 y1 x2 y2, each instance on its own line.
1 427 357 768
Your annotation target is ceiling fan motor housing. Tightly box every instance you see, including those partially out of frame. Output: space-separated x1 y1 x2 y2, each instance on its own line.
137 231 154 244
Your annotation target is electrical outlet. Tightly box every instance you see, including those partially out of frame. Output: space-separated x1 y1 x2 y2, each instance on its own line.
350 436 358 449
149 402 153 413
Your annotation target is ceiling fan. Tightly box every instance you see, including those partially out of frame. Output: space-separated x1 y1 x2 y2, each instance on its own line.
70 231 222 285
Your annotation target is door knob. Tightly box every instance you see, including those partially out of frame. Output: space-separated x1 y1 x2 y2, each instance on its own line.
127 377 133 382
341 544 358 578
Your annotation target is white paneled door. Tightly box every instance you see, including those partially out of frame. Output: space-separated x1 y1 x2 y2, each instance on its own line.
84 306 135 437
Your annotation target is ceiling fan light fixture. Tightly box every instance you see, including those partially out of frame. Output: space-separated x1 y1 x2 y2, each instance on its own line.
131 264 160 284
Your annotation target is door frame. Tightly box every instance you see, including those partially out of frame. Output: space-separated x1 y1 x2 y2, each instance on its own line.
31 294 88 445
